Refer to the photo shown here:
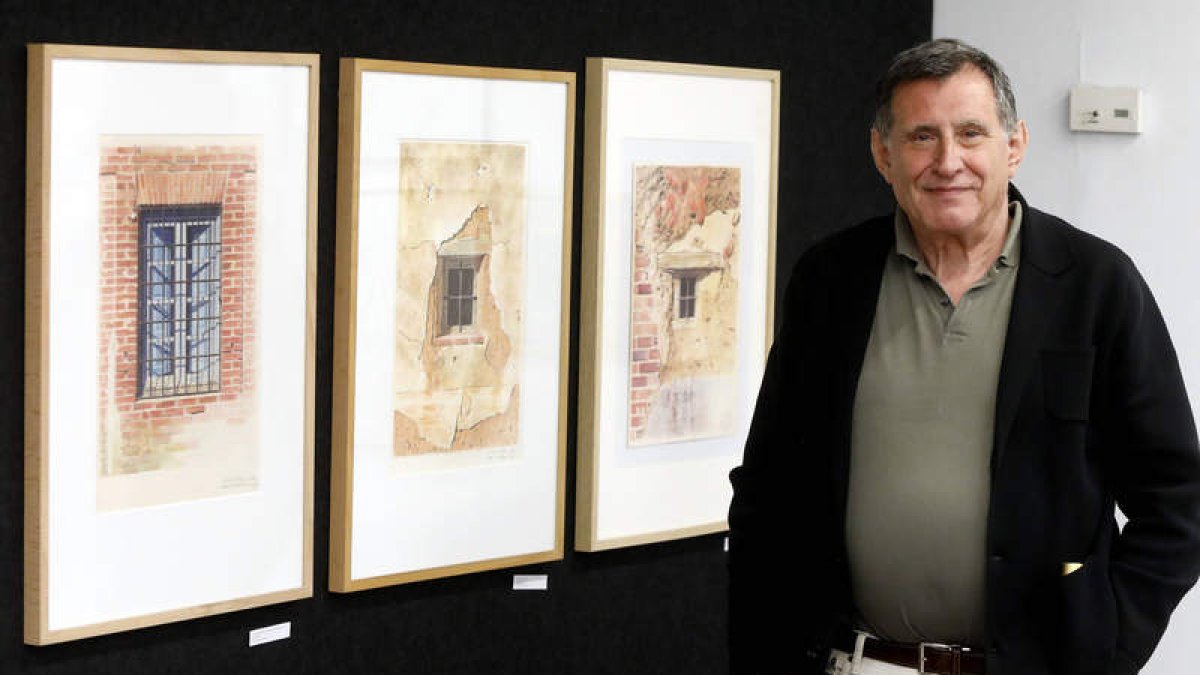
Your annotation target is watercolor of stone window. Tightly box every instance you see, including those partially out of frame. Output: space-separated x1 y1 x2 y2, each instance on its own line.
96 137 260 510
628 165 740 446
392 141 526 457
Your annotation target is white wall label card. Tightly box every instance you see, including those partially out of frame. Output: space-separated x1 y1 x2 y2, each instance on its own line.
249 621 292 647
512 574 549 591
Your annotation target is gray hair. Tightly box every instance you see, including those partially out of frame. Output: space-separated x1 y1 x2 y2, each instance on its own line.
872 38 1019 137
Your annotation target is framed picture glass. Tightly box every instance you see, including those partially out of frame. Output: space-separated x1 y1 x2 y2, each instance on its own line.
24 44 317 644
576 57 780 551
331 58 573 591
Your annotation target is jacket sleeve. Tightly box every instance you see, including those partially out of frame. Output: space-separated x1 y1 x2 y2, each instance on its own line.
727 254 838 675
1099 264 1200 675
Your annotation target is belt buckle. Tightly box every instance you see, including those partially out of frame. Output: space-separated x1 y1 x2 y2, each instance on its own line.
918 641 968 675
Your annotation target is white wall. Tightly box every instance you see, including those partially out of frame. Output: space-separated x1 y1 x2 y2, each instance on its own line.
935 2 1200 672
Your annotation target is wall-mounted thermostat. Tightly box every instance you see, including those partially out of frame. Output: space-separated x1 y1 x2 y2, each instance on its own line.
1069 85 1143 133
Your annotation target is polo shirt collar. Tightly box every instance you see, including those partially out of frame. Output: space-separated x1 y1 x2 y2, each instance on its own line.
893 202 1024 274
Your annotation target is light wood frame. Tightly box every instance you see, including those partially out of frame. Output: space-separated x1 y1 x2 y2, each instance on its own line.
576 57 780 551
331 58 574 592
25 43 318 644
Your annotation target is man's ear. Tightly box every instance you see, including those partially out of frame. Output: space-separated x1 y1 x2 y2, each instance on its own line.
1007 120 1029 176
870 128 892 184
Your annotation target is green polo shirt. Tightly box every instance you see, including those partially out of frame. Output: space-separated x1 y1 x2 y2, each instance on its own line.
845 203 1022 646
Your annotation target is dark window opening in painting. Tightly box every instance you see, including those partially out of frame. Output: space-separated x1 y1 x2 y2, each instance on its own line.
442 256 478 332
678 274 698 319
138 204 222 399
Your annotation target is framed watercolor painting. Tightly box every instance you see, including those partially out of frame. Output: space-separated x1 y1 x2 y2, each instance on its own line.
576 57 779 551
330 58 573 592
24 44 317 644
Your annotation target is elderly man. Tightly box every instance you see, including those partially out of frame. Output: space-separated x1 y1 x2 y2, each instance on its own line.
728 38 1200 675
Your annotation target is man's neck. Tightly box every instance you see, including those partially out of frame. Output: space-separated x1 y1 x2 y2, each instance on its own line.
910 212 1009 305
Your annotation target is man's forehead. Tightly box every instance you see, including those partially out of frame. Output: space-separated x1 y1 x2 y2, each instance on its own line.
901 117 993 131
890 69 1001 121
892 65 993 98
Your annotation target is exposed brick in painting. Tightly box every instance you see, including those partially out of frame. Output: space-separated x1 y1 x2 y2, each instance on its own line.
627 165 740 443
628 168 710 439
97 143 258 470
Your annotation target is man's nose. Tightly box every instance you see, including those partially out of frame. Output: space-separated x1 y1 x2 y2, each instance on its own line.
933 139 964 174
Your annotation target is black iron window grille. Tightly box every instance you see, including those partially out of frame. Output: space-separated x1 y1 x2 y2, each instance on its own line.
678 274 698 319
137 204 222 399
442 257 478 332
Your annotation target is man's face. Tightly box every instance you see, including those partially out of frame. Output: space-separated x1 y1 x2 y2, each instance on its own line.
870 65 1028 242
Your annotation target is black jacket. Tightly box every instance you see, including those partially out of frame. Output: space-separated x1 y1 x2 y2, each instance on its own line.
728 187 1200 675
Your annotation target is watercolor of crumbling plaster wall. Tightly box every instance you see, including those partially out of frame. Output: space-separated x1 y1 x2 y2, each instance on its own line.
96 140 258 497
628 165 740 446
393 142 526 455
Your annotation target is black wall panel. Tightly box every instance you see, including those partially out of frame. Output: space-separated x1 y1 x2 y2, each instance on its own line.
0 1 930 672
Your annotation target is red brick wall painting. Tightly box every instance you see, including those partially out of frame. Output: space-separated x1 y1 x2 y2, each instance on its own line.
96 138 260 510
628 165 740 446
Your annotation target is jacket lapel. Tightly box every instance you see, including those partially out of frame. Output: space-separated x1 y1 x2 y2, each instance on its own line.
992 186 1074 471
831 220 893 527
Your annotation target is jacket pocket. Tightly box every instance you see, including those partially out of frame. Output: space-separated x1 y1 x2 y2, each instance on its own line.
1058 553 1117 674
1042 347 1095 421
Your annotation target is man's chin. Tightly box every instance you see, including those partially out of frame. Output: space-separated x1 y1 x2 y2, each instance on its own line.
911 210 980 235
